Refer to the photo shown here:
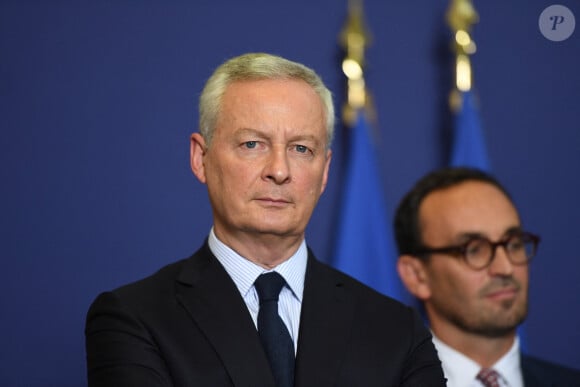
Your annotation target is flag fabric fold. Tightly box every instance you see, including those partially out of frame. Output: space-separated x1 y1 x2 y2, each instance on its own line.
332 112 403 300
450 90 490 170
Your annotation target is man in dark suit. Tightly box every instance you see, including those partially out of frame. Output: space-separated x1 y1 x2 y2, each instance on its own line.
85 52 446 386
394 167 580 387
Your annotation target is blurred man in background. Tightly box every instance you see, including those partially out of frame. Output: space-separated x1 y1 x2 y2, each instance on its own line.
394 166 580 387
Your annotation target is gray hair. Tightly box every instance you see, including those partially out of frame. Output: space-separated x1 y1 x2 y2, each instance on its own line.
198 52 335 148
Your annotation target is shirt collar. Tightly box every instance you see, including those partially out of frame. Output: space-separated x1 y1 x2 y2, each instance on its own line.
432 333 523 387
494 336 522 387
432 334 483 387
207 227 307 301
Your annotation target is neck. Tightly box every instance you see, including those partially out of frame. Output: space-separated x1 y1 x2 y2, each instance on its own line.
214 226 304 269
431 321 516 368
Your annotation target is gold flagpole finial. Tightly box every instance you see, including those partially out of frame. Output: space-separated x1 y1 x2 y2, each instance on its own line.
340 0 371 126
446 0 478 98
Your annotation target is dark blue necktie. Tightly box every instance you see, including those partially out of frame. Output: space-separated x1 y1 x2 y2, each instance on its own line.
254 272 295 387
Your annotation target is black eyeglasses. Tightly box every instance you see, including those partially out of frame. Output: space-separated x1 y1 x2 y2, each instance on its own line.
414 231 540 270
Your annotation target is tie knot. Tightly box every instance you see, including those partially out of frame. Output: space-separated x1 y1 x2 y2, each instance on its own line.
477 368 500 387
255 272 286 303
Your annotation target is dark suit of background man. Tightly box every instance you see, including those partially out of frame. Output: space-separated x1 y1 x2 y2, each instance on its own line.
394 167 580 387
85 52 446 386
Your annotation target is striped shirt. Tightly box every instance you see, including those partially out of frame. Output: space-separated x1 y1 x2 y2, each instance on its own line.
208 227 306 354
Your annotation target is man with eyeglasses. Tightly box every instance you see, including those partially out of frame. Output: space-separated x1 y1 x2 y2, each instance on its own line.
394 167 580 387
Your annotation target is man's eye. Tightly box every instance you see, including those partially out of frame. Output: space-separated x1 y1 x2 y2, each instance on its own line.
244 141 258 149
506 237 524 251
465 239 486 256
295 145 308 153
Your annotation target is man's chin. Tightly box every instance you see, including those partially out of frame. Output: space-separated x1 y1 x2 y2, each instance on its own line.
244 224 302 239
473 324 519 338
467 314 526 338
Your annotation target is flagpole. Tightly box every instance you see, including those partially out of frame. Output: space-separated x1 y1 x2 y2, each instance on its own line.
339 0 371 127
332 0 406 301
446 0 478 111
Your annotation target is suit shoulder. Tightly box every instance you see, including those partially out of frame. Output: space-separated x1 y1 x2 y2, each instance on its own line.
86 256 187 313
313 259 408 310
522 354 580 385
115 257 188 293
113 242 212 293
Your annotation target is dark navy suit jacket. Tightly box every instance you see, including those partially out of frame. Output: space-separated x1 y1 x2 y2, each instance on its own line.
85 242 446 386
522 354 580 387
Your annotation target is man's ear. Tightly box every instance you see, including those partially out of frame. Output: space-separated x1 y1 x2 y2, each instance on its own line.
190 133 207 184
397 255 432 301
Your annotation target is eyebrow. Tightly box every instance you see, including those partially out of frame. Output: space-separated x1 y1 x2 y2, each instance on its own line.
234 128 268 139
290 134 322 147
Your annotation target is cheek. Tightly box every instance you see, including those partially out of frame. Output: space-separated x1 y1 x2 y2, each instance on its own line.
302 176 325 200
429 265 482 300
207 156 253 184
514 267 529 290
299 164 327 192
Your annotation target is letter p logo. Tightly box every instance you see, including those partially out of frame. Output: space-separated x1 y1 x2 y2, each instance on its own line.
539 5 576 41
550 15 565 30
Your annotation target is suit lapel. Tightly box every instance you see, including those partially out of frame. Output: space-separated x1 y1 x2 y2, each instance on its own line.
521 355 547 387
294 254 356 387
175 244 276 387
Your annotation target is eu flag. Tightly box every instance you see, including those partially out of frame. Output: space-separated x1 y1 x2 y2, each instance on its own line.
332 112 403 300
450 90 490 170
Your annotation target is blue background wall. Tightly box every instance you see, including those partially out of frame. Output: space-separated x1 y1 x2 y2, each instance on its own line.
1 1 579 385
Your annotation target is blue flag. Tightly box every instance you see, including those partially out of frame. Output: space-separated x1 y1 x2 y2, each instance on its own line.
450 90 490 170
332 112 403 300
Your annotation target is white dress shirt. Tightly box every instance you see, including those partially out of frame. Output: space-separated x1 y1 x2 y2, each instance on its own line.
432 333 524 387
208 227 306 354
